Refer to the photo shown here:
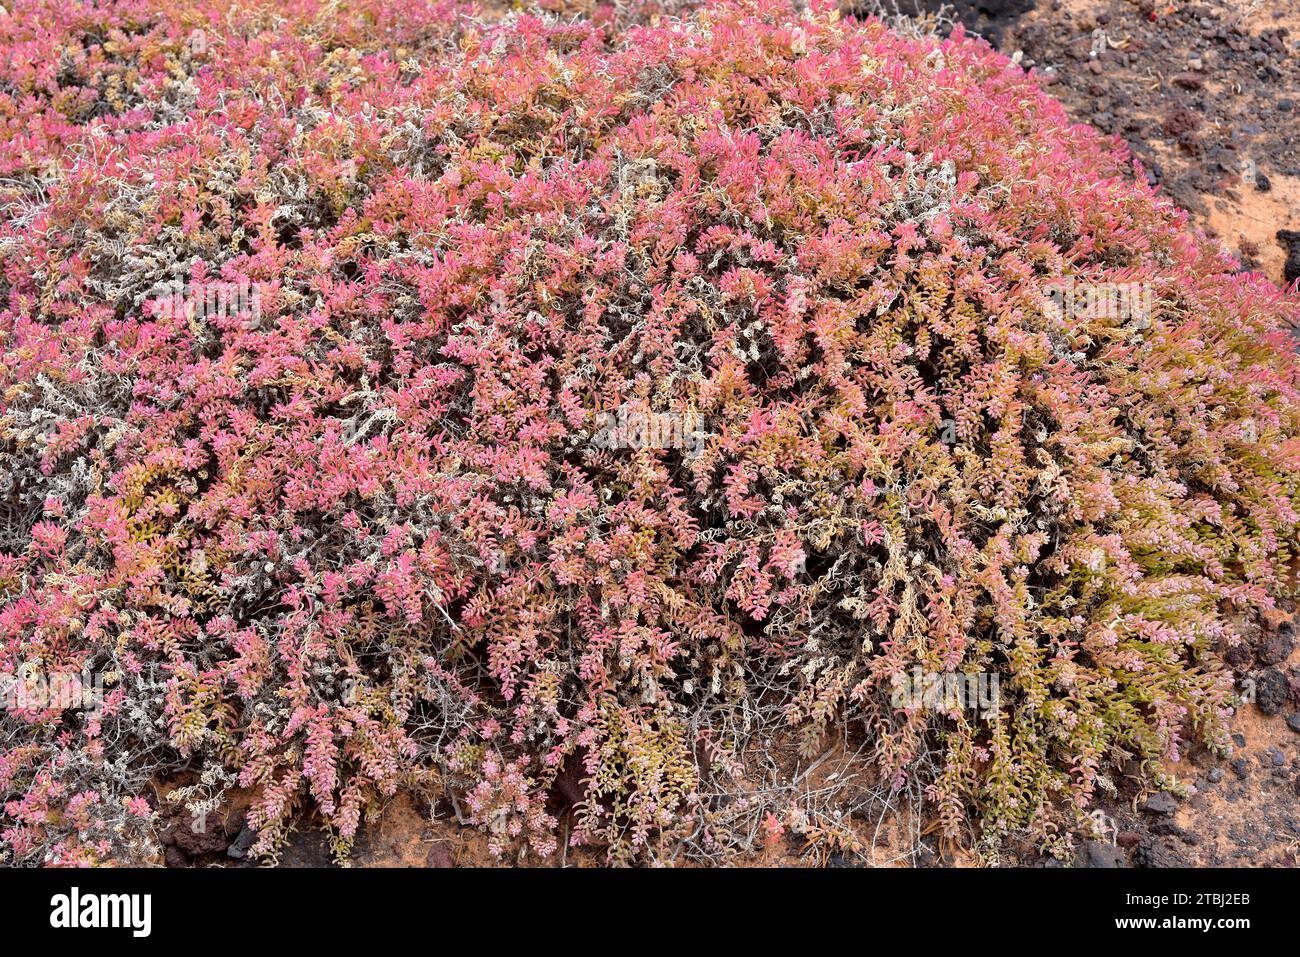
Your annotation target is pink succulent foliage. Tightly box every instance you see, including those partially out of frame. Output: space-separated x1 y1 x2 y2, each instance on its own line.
1 0 1299 865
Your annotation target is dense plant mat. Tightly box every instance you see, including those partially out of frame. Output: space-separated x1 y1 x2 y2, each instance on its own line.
2 0 1299 865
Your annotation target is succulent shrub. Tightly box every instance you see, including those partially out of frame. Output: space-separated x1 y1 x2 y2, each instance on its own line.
2 0 1299 865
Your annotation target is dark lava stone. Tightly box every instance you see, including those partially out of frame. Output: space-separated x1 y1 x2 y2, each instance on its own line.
1257 628 1296 666
1078 840 1126 868
1254 668 1290 715
1141 792 1179 815
1223 640 1253 669
1278 230 1300 286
